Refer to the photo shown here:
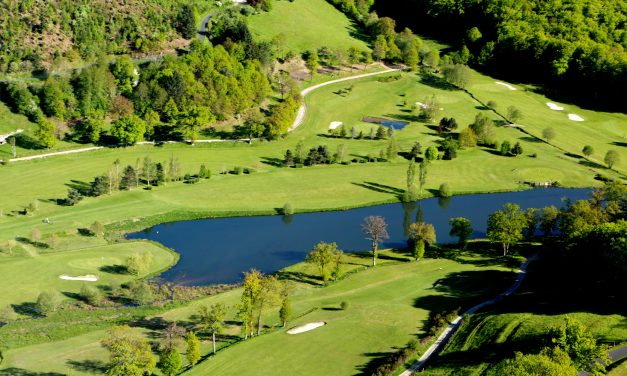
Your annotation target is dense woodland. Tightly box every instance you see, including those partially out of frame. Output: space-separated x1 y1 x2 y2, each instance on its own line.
372 0 627 111
0 0 200 72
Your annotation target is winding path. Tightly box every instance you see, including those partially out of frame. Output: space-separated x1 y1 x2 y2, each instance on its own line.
400 254 539 375
197 11 217 40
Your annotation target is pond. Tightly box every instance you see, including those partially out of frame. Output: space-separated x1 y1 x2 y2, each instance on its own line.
362 117 410 130
128 188 591 286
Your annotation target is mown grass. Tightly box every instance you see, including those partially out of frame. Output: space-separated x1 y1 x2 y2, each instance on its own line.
0 241 177 307
248 0 370 53
0 250 516 375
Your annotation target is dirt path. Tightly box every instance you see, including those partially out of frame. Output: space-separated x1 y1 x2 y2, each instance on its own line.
290 67 401 131
400 254 539 375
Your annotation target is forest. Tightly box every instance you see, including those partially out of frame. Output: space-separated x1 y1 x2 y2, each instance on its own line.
0 0 199 72
367 0 627 111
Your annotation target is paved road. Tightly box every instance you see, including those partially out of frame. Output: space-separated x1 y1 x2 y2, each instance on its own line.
579 346 627 376
197 11 217 40
400 254 539 375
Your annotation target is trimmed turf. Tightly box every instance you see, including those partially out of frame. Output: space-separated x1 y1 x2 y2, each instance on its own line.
0 241 177 307
248 0 370 53
0 250 516 375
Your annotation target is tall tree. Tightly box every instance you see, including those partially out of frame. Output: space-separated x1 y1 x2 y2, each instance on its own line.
305 242 344 284
419 160 428 196
551 318 610 374
111 115 146 146
305 51 319 80
487 203 527 256
198 303 226 354
604 150 620 169
449 217 473 248
408 222 436 260
362 216 390 266
35 118 56 148
238 270 262 339
185 332 201 366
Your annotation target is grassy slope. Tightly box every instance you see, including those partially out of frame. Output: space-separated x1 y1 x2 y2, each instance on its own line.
248 0 370 53
0 241 176 307
1 251 516 375
1 72 617 245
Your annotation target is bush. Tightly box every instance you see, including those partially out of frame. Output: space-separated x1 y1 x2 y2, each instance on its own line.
125 252 153 276
80 284 103 306
36 291 62 316
340 301 349 310
234 166 244 175
0 305 18 324
282 203 294 215
439 183 451 198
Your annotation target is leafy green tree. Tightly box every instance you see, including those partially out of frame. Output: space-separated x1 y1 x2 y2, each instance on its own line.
80 284 103 306
419 160 428 196
112 56 136 96
604 150 620 169
469 113 494 144
439 183 451 197
386 137 398 160
0 305 18 324
500 140 512 156
488 347 577 376
408 222 436 260
404 159 418 202
512 142 524 156
177 4 197 39
442 64 471 89
75 118 103 144
158 348 182 376
254 275 282 336
420 95 441 123
35 290 62 316
540 206 560 236
178 105 213 144
101 325 156 376
362 216 389 266
125 252 153 276
111 115 146 146
35 118 56 148
120 165 137 190
279 295 292 327
459 127 478 148
305 242 344 284
128 280 154 305
373 35 388 61
449 217 473 247
487 203 527 255
582 145 594 157
238 270 262 339
198 303 226 354
507 106 523 123
551 317 609 374
425 146 439 161
305 51 319 80
185 331 201 366
423 50 440 68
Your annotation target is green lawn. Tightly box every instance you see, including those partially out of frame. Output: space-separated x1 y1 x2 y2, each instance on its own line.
0 241 177 307
609 360 627 376
248 0 370 53
1 250 517 375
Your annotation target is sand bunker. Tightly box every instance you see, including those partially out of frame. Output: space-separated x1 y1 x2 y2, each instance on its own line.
546 102 564 111
568 114 584 122
59 274 99 282
329 121 343 130
495 81 517 91
286 322 326 334
415 102 428 109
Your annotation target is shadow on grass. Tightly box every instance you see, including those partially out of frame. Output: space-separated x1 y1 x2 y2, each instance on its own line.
99 265 128 274
0 369 65 376
356 351 401 375
611 141 627 148
260 157 284 167
274 270 321 286
352 181 404 199
66 360 107 374
11 302 39 317
579 159 606 169
15 236 49 249
419 74 458 91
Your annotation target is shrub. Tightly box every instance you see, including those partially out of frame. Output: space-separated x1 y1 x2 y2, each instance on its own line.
36 291 62 316
282 203 294 215
234 166 244 175
340 301 349 310
439 183 451 198
80 284 103 306
125 252 153 276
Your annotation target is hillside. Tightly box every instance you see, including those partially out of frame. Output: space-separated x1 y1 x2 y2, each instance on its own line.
0 0 210 72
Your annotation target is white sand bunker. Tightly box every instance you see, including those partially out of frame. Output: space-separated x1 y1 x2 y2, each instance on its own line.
415 102 428 109
546 102 564 111
59 274 99 281
568 114 584 122
286 322 326 334
329 121 343 130
495 81 517 90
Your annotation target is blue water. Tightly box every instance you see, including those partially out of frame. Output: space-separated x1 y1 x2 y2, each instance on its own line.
128 188 591 285
382 120 409 130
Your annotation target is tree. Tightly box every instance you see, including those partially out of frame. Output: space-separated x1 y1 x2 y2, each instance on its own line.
305 51 319 80
487 203 527 255
404 159 418 202
255 275 282 336
362 216 389 266
279 295 292 327
198 303 226 354
488 347 577 376
178 105 213 144
604 150 620 169
582 145 594 157
449 217 473 248
459 127 478 148
507 106 523 123
540 205 560 236
551 318 609 374
408 222 436 260
101 325 156 376
386 137 398 160
373 35 388 61
158 348 182 376
81 284 103 306
120 165 137 190
442 64 471 89
305 242 343 284
111 55 136 96
75 118 103 144
543 127 556 142
439 183 451 197
425 146 439 161
0 305 17 324
126 252 153 276
512 142 524 156
90 221 105 237
185 332 201 366
423 50 440 68
36 290 62 316
111 115 146 146
284 149 294 167
238 270 262 339
500 140 512 156
469 113 495 144
160 322 185 352
35 118 56 148
420 95 441 123
142 157 156 187
409 142 422 159
178 4 197 39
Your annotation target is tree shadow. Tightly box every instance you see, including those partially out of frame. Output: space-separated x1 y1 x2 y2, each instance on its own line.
419 74 457 91
0 369 65 376
66 360 107 374
65 180 92 196
15 236 49 249
352 182 403 198
260 157 284 167
11 302 39 317
610 141 627 148
564 152 582 159
520 136 542 143
579 159 606 169
355 351 400 375
15 133 43 150
274 270 321 286
382 113 420 122
99 265 128 275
